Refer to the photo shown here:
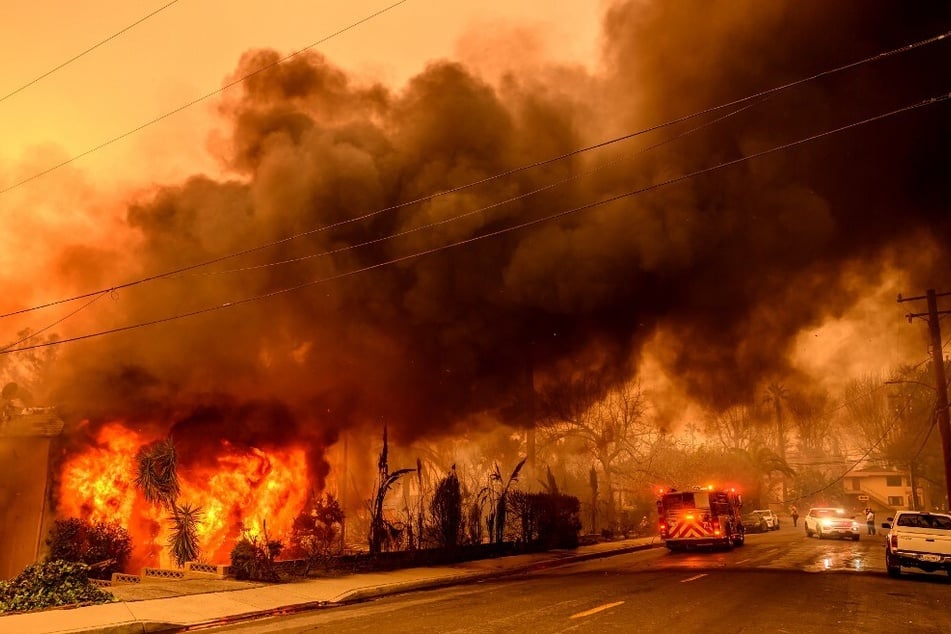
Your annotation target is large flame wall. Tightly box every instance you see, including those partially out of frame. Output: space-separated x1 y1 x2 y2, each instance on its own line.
56 423 310 569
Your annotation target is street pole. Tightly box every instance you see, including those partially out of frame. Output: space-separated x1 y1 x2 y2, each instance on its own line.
899 288 951 511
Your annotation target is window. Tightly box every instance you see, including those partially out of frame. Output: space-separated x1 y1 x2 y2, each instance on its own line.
887 496 904 506
886 475 902 487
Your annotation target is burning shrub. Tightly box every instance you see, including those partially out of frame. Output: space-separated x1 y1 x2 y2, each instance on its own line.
230 537 284 582
45 518 132 580
287 493 344 573
0 560 114 613
230 522 284 582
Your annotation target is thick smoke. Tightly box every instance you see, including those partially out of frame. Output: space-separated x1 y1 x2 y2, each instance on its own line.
23 1 951 479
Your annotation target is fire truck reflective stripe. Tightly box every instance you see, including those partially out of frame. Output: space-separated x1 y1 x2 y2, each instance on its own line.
668 520 711 539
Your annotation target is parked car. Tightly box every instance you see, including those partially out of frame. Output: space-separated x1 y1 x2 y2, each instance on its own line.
803 507 860 540
752 509 780 530
882 510 951 577
743 512 769 533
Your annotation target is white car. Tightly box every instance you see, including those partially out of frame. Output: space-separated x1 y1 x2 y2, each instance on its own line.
804 507 860 541
752 509 780 530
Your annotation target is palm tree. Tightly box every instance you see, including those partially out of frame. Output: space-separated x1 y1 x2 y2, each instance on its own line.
135 438 180 509
167 503 202 567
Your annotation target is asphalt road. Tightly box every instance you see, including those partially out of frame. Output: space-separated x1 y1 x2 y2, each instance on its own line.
204 528 951 633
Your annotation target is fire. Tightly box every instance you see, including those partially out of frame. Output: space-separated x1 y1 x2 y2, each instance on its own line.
58 423 149 525
56 423 311 568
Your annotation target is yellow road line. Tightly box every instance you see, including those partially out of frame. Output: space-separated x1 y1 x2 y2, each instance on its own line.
569 601 625 620
680 573 708 583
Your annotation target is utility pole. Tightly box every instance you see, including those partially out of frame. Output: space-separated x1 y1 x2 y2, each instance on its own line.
898 289 951 510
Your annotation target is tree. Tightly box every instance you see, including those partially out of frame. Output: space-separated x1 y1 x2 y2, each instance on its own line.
428 466 463 549
135 438 180 509
167 503 202 567
368 424 415 554
45 518 132 580
289 492 344 573
539 374 654 530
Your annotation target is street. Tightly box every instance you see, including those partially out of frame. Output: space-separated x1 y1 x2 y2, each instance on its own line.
204 528 950 633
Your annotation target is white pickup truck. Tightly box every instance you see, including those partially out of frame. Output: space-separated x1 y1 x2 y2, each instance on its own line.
881 510 951 577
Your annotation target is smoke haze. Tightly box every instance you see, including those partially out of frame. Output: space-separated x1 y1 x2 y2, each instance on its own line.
2 0 950 492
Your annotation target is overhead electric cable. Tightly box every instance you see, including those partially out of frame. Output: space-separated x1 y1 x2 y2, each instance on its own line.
3 90 948 355
0 0 410 196
0 292 109 353
4 27 950 320
193 101 764 277
0 1 181 105
5 100 761 350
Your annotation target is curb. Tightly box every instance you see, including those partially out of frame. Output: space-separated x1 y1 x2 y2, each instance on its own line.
335 540 663 604
80 541 665 633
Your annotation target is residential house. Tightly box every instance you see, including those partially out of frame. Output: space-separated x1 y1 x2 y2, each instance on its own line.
842 469 928 515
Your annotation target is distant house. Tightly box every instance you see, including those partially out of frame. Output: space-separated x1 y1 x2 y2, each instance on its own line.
842 469 929 514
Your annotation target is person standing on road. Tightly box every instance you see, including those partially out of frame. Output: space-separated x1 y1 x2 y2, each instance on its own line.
791 506 799 527
866 508 876 535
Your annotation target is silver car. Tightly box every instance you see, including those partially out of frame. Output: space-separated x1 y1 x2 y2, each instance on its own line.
804 507 860 541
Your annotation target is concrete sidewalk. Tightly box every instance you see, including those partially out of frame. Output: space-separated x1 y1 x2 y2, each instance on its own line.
0 537 661 633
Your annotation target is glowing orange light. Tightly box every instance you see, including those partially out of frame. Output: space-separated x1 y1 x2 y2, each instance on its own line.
56 423 311 568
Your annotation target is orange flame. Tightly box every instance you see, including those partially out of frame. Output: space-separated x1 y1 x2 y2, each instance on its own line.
56 423 311 569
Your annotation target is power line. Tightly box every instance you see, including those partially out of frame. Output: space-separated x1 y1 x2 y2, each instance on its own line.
192 101 764 278
0 1 182 105
0 0 410 197
3 99 761 353
4 26 950 320
3 90 948 355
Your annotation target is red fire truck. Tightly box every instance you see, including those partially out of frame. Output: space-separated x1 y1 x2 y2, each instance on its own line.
656 486 745 551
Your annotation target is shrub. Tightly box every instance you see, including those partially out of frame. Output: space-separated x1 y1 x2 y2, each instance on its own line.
511 492 582 549
428 468 463 549
45 518 132 580
0 560 114 613
288 493 344 572
230 535 284 582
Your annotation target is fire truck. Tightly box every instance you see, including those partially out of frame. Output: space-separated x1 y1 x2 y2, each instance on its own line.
656 486 745 551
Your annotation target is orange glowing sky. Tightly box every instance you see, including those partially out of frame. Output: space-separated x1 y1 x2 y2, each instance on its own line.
0 1 602 186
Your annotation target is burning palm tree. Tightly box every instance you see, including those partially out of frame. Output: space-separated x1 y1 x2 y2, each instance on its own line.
135 438 180 509
167 502 202 567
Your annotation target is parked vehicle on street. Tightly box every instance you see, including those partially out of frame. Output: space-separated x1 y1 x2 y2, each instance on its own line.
803 507 860 540
881 510 951 577
752 509 780 530
742 512 769 533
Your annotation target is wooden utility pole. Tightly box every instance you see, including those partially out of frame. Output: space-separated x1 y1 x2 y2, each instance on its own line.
898 289 951 510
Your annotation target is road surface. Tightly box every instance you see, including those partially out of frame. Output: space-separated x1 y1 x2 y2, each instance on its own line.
205 527 950 633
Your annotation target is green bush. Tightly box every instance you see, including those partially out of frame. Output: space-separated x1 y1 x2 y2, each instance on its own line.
46 518 133 580
0 560 114 613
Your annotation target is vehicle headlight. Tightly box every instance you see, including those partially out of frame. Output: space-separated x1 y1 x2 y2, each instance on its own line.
822 519 833 527
851 521 859 529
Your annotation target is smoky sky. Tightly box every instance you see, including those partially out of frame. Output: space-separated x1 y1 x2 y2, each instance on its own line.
43 0 951 463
